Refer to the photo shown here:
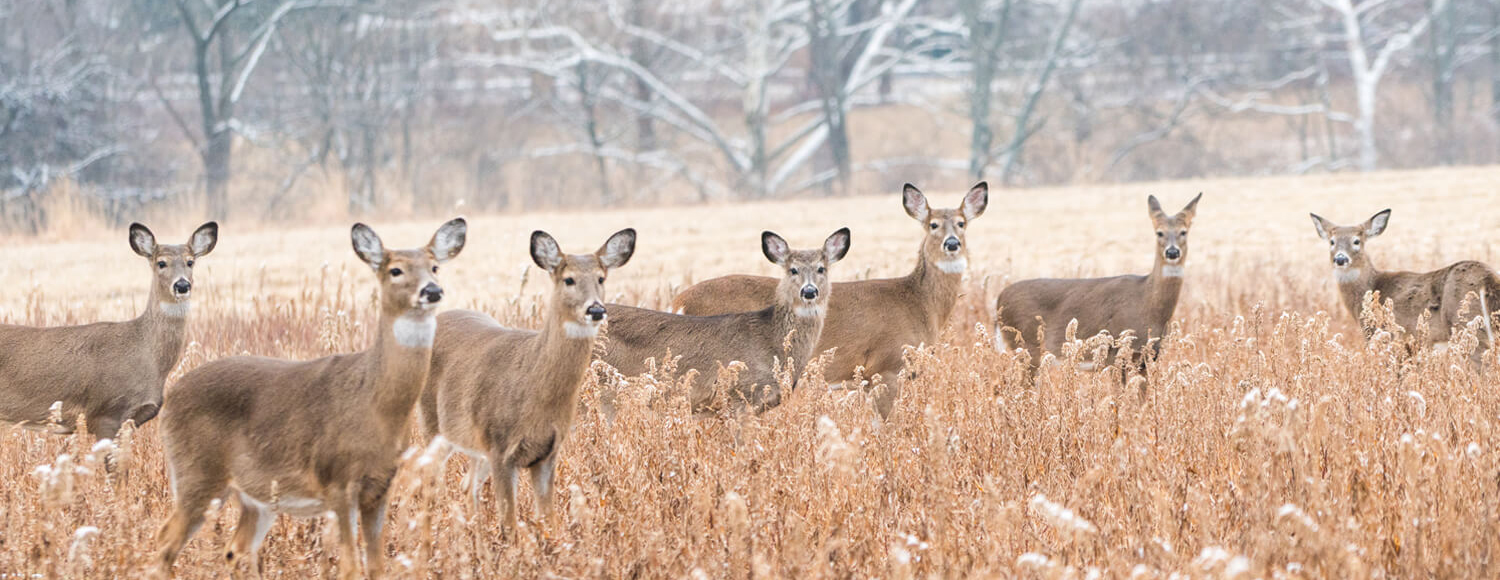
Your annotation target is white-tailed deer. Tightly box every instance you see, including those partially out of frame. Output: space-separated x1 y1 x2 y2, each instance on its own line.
1310 209 1498 360
0 222 217 439
605 228 850 412
995 193 1202 377
420 228 635 533
671 183 986 390
155 219 466 580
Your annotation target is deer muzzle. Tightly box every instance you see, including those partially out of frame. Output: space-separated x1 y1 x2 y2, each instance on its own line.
172 279 192 297
1333 253 1350 267
943 236 961 252
419 283 444 304
586 302 607 322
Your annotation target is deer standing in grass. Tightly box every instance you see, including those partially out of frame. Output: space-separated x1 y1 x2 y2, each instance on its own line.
155 219 466 580
1310 209 1498 361
995 194 1201 378
605 228 850 413
0 222 217 439
420 228 635 533
671 184 985 394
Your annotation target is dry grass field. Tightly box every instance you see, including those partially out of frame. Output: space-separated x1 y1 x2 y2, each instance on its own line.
2 166 1500 578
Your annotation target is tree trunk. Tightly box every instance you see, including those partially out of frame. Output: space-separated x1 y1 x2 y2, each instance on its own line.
202 129 232 221
1354 75 1379 172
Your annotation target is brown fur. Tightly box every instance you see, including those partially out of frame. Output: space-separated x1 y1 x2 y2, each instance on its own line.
1311 209 1500 360
154 219 466 580
0 222 217 438
671 183 987 391
420 228 635 534
607 228 851 413
996 194 1202 376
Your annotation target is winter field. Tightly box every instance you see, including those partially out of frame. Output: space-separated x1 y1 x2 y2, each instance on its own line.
1 165 1499 577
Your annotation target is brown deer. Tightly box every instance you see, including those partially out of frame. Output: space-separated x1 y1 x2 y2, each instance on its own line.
155 219 466 580
671 183 986 389
605 228 850 412
995 194 1202 377
1310 209 1498 360
0 222 217 439
420 228 635 533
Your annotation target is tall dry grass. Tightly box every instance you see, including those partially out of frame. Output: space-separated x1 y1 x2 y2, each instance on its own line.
0 166 1498 577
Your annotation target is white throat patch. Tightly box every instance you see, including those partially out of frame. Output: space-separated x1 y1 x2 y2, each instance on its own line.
936 256 968 274
159 301 190 317
564 321 600 339
1160 265 1185 278
794 304 827 318
1334 268 1362 284
393 314 437 348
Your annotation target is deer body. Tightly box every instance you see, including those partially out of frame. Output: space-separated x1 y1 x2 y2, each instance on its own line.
1312 210 1499 355
606 229 850 413
0 222 217 439
156 219 466 580
421 229 636 532
996 194 1201 374
671 183 986 386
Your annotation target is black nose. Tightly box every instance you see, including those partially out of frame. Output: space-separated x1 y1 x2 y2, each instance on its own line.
1333 255 1349 266
420 283 443 303
801 285 818 300
173 280 191 294
944 237 961 252
1164 247 1181 260
586 303 606 321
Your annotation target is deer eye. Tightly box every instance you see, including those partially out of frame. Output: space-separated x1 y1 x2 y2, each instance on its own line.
1330 240 1336 247
597 276 604 284
389 268 403 277
186 260 195 267
564 277 575 286
1179 231 1187 237
156 261 167 269
1352 239 1361 247
789 267 799 275
929 222 939 230
817 266 825 274
957 221 966 228
1156 231 1164 238
432 266 439 273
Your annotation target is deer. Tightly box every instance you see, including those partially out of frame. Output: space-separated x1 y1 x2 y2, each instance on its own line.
671 183 986 395
420 228 635 533
995 193 1202 379
604 228 850 413
1309 209 1498 362
0 222 217 439
154 218 466 580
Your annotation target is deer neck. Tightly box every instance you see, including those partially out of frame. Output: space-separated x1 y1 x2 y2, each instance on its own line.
1146 258 1186 327
368 307 437 430
770 293 824 379
136 285 191 380
1334 256 1380 323
905 246 965 331
531 302 598 413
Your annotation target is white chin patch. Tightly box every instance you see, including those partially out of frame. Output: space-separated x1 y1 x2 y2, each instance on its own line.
936 257 967 274
564 321 600 339
393 314 437 348
1160 265 1185 278
1334 268 1361 284
794 304 826 318
159 301 190 317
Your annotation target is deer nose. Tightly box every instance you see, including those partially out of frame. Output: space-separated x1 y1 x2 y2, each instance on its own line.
1164 247 1181 260
586 303 606 321
943 237 961 252
419 283 443 304
173 279 192 295
800 284 819 300
1333 254 1349 267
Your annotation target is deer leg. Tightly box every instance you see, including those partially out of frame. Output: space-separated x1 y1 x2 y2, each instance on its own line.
465 454 491 516
329 487 360 580
225 492 274 577
155 474 225 577
528 452 559 530
358 496 389 580
490 452 519 538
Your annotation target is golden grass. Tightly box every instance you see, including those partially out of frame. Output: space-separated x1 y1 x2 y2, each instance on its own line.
2 165 1500 577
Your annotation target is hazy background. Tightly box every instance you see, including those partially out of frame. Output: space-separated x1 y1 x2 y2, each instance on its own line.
2 0 1495 235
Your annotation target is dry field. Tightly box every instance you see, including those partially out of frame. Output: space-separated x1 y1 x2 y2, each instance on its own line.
2 166 1500 578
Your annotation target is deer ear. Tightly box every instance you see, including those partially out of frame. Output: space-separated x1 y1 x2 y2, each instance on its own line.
1309 213 1333 241
596 228 637 270
761 231 790 265
128 223 156 258
961 182 988 220
1365 209 1391 238
823 227 851 264
1147 195 1165 219
530 230 563 272
429 217 467 263
902 184 930 222
188 222 219 257
350 223 385 270
1178 192 1202 221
